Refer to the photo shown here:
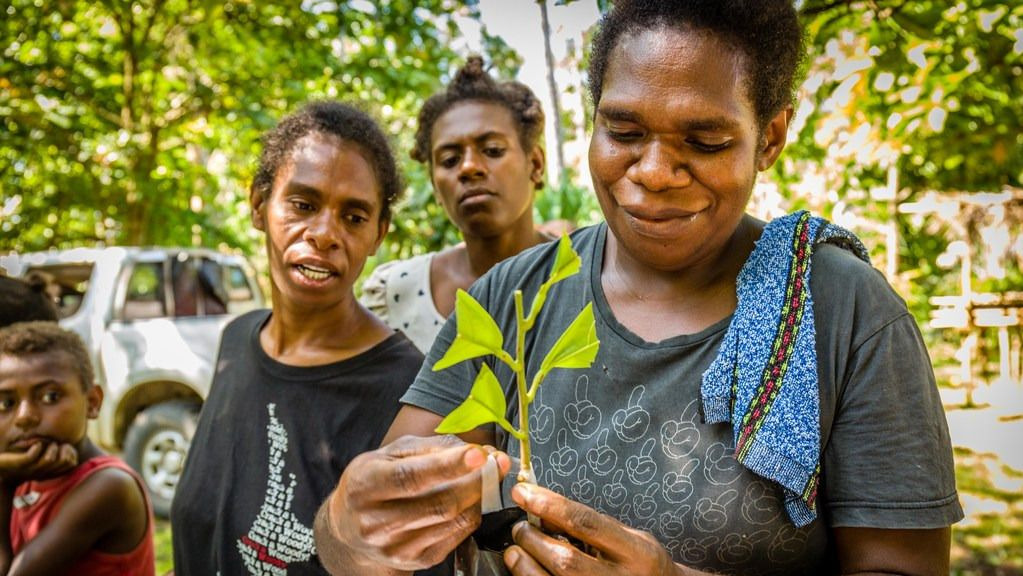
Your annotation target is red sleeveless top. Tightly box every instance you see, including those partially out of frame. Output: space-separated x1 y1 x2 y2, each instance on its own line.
10 455 156 576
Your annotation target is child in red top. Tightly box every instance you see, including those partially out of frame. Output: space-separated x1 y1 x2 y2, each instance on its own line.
0 322 154 575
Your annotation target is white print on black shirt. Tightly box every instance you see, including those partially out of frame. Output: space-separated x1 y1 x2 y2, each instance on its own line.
236 403 316 575
12 491 40 509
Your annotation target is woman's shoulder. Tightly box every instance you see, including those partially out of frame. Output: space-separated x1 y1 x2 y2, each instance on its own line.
223 308 270 337
811 243 896 297
810 243 912 333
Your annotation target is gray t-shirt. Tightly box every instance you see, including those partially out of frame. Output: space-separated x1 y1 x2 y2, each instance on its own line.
403 223 962 575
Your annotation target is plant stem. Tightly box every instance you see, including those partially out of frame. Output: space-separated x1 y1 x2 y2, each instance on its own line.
513 290 539 531
513 290 533 481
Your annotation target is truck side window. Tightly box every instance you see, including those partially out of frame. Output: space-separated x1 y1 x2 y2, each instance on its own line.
198 259 228 316
123 263 166 320
172 256 199 317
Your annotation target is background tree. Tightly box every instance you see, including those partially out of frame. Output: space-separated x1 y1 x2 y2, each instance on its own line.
0 0 485 255
3 0 1020 319
787 0 1023 316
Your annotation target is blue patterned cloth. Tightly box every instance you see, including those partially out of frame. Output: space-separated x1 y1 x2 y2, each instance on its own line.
701 211 869 526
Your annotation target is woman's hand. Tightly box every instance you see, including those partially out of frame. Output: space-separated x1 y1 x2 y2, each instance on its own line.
503 483 685 576
316 434 511 573
0 441 77 485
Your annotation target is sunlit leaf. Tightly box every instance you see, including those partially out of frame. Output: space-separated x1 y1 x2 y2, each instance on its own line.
433 289 504 370
546 234 581 287
538 303 599 373
434 363 509 434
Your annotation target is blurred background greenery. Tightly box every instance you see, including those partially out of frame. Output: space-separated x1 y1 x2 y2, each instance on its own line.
2 0 1022 573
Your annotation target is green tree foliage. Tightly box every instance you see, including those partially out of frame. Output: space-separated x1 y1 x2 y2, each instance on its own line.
0 0 481 254
791 1 1022 193
4 1 1019 305
787 1 1022 314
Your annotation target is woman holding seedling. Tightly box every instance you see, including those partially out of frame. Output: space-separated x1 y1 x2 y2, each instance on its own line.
315 2 962 574
361 55 551 354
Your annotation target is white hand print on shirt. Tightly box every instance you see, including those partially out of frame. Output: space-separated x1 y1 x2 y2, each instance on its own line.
632 483 660 520
540 468 565 496
677 535 720 564
704 441 742 486
768 523 810 561
741 480 783 526
571 465 598 505
662 457 700 504
602 469 628 508
660 399 701 459
585 428 617 476
564 376 601 439
693 489 738 533
717 529 771 566
658 507 690 541
529 386 556 444
611 385 650 443
625 437 658 485
549 428 579 477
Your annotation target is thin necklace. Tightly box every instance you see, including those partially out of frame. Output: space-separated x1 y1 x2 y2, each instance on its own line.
608 254 649 302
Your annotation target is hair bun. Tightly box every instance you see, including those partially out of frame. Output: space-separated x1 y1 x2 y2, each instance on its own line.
451 55 492 93
462 55 486 77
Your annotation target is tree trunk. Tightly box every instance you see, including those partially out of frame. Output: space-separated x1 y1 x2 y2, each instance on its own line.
538 0 566 186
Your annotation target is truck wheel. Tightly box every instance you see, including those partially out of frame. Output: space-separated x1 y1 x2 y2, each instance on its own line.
123 401 200 518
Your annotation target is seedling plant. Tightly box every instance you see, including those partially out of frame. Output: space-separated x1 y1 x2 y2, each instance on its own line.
432 235 600 493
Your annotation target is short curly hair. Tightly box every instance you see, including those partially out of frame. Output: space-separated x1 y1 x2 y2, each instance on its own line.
411 56 545 166
0 322 94 390
251 101 404 222
0 276 58 327
588 0 805 131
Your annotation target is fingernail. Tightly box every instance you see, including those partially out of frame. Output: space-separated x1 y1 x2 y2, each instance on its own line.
511 521 527 541
504 547 520 566
463 447 486 468
514 482 534 502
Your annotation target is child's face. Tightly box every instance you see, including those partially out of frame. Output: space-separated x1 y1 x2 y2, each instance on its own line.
0 351 101 453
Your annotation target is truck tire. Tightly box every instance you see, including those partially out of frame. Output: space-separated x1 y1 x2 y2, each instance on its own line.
123 400 200 518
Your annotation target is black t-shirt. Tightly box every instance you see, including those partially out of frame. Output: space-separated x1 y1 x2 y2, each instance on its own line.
172 309 424 575
404 223 962 575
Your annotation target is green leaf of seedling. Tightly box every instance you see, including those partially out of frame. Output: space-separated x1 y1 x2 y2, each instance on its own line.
434 363 510 435
433 289 505 371
538 302 600 375
526 235 582 323
546 234 581 287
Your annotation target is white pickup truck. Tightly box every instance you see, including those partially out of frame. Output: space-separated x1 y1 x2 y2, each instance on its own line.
1 247 264 516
